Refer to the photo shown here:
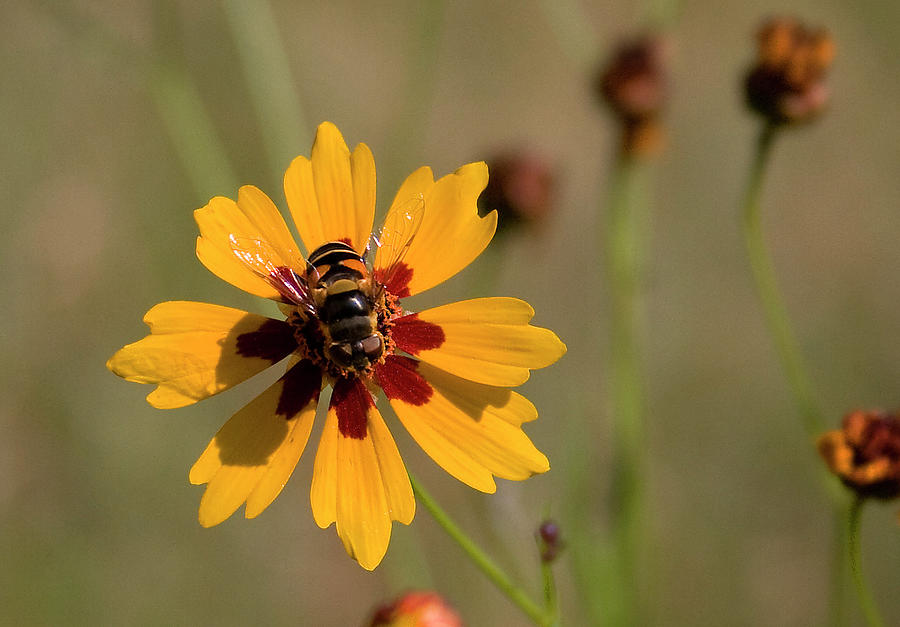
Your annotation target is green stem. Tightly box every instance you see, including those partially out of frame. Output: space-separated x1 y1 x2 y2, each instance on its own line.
379 0 445 216
602 153 651 626
149 62 240 199
34 0 240 201
409 473 550 627
848 497 885 627
645 0 683 29
541 558 560 627
829 500 849 627
740 123 851 625
536 0 599 72
740 124 823 437
149 2 240 200
222 0 310 185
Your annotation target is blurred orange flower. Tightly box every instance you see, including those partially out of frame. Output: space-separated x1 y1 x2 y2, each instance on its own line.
818 409 900 500
745 17 835 124
369 591 463 627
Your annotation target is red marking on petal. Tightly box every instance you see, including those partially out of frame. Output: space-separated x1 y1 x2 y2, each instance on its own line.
275 360 321 418
375 356 433 406
376 261 413 298
236 318 298 362
330 377 372 439
392 314 446 355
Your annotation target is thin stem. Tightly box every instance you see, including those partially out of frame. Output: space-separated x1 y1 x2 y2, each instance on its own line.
601 153 651 626
562 391 607 626
380 0 445 216
829 499 849 627
740 124 823 437
645 0 683 29
847 497 885 627
34 0 240 200
740 123 851 626
536 0 599 72
149 2 240 200
222 0 310 185
541 558 560 627
149 62 240 199
409 473 550 627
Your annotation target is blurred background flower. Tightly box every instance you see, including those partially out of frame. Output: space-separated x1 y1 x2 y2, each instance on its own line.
368 590 463 627
744 16 835 125
819 410 900 501
479 151 556 236
595 33 669 156
3 1 900 625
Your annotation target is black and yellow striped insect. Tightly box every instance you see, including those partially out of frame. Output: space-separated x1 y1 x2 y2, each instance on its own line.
229 197 424 374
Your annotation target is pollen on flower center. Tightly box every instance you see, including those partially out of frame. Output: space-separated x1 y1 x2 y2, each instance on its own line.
285 271 402 380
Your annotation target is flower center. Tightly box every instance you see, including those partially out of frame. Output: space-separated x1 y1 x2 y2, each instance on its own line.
287 284 402 380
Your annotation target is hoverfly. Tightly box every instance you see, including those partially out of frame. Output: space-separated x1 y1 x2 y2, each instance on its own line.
229 195 425 373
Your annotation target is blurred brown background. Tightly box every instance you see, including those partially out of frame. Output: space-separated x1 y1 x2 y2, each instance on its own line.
2 1 899 625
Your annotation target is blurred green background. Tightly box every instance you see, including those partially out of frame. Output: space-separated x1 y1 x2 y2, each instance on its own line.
3 1 900 625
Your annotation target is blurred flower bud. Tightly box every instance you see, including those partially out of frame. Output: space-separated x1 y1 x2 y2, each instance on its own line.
369 590 463 627
481 152 555 236
744 17 835 125
595 35 670 157
818 410 900 500
537 519 564 563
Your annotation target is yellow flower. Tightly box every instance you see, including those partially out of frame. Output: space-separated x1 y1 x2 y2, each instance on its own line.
108 122 566 570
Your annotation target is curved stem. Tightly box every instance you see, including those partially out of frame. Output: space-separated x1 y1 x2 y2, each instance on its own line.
222 0 310 186
740 123 851 626
740 124 823 437
848 497 885 627
409 473 550 627
741 125 851 519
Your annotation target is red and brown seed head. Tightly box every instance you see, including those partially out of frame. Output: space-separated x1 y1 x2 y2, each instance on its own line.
745 17 835 125
818 409 900 500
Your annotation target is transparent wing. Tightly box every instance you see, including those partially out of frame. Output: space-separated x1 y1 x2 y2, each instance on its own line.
229 235 314 311
372 193 425 291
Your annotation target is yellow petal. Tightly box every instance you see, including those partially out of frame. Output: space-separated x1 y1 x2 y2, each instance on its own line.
107 301 297 408
309 403 339 529
350 143 377 248
377 357 549 493
392 297 567 387
378 162 495 297
373 166 434 290
196 236 275 299
194 187 303 299
367 403 416 527
285 122 375 254
310 377 413 570
189 361 321 526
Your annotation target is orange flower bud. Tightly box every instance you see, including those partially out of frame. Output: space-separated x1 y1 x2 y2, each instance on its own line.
818 410 900 500
595 35 670 156
369 591 464 627
745 17 835 125
480 152 555 235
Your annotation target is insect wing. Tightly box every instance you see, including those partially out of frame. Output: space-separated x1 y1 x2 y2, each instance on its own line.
228 235 313 309
373 193 425 290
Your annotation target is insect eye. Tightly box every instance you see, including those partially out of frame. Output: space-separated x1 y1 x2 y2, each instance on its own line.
361 335 383 360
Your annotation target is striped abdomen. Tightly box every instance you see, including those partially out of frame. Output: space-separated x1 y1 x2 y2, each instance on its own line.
308 241 384 371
